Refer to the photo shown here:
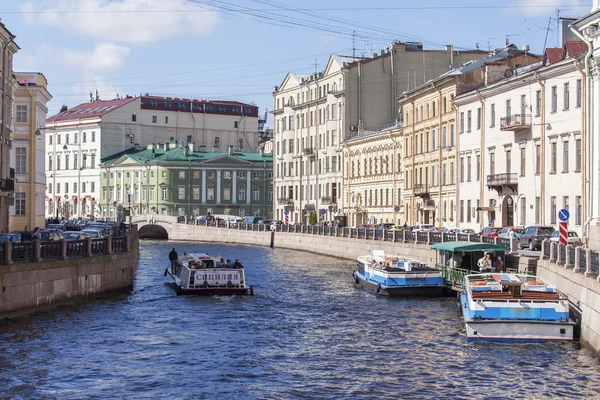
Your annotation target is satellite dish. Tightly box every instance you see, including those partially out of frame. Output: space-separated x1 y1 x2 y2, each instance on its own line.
504 69 514 78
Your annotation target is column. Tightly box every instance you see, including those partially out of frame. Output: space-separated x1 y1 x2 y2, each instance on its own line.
201 170 207 203
232 172 237 205
246 171 251 205
216 170 221 204
589 68 600 249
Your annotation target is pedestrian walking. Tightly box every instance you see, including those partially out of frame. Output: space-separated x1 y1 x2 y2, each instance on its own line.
168 248 178 274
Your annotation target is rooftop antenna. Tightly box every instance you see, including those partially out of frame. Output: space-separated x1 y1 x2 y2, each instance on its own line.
521 19 531 54
556 8 570 47
505 34 519 47
95 89 100 102
314 58 318 74
543 16 553 51
89 91 93 103
352 30 356 58
487 37 498 51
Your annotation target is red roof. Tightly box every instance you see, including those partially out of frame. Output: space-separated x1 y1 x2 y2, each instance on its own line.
565 41 588 59
545 48 563 65
46 97 137 123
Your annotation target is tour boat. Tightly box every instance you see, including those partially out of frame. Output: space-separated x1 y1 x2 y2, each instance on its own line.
460 273 574 342
164 253 253 296
353 250 445 296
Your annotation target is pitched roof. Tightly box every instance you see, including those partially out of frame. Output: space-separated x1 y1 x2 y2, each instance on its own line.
46 97 137 123
565 41 588 58
545 48 563 65
101 146 273 165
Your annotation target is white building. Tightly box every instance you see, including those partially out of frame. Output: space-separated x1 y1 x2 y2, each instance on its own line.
45 95 261 219
455 43 587 235
571 1 600 248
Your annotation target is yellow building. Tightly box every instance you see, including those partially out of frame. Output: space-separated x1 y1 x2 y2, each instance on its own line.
10 73 52 231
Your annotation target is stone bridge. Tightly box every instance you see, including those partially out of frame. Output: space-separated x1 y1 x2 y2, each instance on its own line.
131 215 178 239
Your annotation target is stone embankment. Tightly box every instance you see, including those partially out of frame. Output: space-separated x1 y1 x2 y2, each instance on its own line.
0 229 139 318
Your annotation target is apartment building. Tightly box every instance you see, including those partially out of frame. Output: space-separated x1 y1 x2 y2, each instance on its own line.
100 142 273 219
272 42 487 224
455 42 587 235
400 47 540 228
0 22 19 233
10 73 52 231
343 124 403 227
45 96 261 219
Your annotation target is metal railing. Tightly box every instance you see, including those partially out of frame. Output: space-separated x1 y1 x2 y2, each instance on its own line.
568 246 575 267
11 242 34 263
497 238 510 248
91 239 107 256
436 264 469 285
487 173 518 187
112 237 126 253
559 244 566 264
590 252 599 278
500 114 532 130
578 249 587 274
41 241 62 261
543 241 551 259
66 240 87 258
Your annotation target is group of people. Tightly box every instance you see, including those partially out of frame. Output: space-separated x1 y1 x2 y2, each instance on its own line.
168 248 244 274
478 253 504 273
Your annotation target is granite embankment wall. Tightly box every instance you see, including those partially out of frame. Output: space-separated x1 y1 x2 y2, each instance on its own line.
537 259 600 354
0 230 139 318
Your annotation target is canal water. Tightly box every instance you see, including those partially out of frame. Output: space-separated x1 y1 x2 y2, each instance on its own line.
1 241 599 399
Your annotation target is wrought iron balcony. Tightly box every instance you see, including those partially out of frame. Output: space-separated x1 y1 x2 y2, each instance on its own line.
500 114 532 132
277 197 294 206
413 184 430 199
303 148 315 156
487 173 518 194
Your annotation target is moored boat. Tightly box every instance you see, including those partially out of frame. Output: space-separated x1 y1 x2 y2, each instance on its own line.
461 273 574 342
164 253 253 296
353 250 445 297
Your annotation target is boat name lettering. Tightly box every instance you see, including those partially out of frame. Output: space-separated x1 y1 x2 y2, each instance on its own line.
508 308 532 313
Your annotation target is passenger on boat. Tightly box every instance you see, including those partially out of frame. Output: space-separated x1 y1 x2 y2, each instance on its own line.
233 259 244 268
494 256 504 273
477 254 492 272
216 258 226 268
226 259 233 268
168 248 178 274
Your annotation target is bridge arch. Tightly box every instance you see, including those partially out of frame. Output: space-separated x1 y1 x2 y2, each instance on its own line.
138 224 169 239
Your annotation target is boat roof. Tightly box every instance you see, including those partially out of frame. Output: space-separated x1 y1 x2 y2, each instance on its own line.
431 241 509 253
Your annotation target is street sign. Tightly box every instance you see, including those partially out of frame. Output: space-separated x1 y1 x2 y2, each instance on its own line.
284 210 289 216
558 208 570 222
559 221 568 246
394 206 400 212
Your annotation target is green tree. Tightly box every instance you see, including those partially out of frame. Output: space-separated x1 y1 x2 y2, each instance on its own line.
308 212 317 226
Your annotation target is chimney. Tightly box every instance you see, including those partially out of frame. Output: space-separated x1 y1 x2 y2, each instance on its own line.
60 105 68 113
228 145 233 154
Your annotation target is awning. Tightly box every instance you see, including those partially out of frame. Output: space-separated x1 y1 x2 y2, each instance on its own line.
476 206 495 212
304 203 315 211
431 241 509 253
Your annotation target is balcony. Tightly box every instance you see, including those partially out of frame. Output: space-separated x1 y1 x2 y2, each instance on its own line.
303 148 315 157
277 197 294 206
500 114 532 132
487 173 518 195
412 184 430 199
321 196 335 205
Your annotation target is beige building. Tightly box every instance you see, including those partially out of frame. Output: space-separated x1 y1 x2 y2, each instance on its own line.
10 73 52 231
45 95 262 219
399 47 540 228
272 42 487 224
343 124 403 227
0 22 19 233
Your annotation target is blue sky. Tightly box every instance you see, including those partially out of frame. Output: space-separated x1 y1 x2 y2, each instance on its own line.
2 0 594 126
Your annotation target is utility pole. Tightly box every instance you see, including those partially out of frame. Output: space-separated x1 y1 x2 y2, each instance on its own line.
352 30 356 58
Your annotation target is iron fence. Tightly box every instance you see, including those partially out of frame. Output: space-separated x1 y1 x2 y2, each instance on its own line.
482 236 496 244
112 237 126 253
590 251 599 278
543 241 551 260
457 233 469 242
366 229 374 240
91 239 107 256
552 243 558 262
394 231 403 242
40 241 62 261
567 246 575 267
417 232 428 244
11 242 34 263
496 238 510 248
66 240 88 258
578 249 587 274
385 230 394 241
443 233 456 242
375 229 383 240
0 244 4 265
469 235 482 243
559 244 566 264
405 232 416 242
430 232 442 244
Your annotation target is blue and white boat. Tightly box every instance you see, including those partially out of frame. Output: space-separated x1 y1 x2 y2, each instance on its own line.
353 250 445 297
461 273 574 342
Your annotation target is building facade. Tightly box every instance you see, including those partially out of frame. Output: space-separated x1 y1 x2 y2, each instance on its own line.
0 22 19 233
100 142 273 219
455 43 586 235
45 96 261 220
10 73 52 231
400 47 540 229
343 124 404 227
271 42 488 224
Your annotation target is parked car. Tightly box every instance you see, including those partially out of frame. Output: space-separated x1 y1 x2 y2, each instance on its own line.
258 218 273 225
377 223 394 230
0 233 21 243
81 229 103 239
549 230 582 246
498 227 525 239
87 224 109 237
481 227 501 238
390 225 407 231
63 231 90 241
46 223 66 232
243 216 265 225
443 227 476 234
413 224 434 232
518 225 555 250
39 230 65 241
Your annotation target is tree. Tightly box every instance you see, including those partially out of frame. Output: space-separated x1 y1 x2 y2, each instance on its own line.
308 211 317 226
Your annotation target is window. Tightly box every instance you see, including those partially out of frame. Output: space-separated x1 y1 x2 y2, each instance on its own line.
450 125 454 147
49 155 53 171
489 152 495 175
563 196 569 212
563 141 569 173
576 79 582 108
467 110 472 132
442 163 447 186
149 187 155 200
535 196 540 224
223 186 231 201
551 142 557 173
476 154 480 181
73 183 77 193
476 108 481 130
49 135 52 145
238 138 244 150
535 90 541 117
15 148 26 174
576 196 582 225
15 192 26 215
551 196 557 224
208 171 215 179
73 154 78 170
476 199 480 223
535 144 541 174
57 183 60 193
65 183 69 193
239 186 246 201
178 186 185 200
467 199 472 222
467 156 472 182
551 86 557 113
161 187 168 200
223 171 232 179
91 131 95 142
506 99 511 117
450 162 454 184
165 116 169 124
48 183 53 194
66 134 70 145
91 182 95 192
179 171 185 179
58 135 61 145
520 197 526 226
57 155 61 170
207 185 214 201
65 154 70 170
82 182 86 193
490 104 495 127
564 83 570 110
252 172 260 179
460 200 465 223
506 149 511 175
152 115 157 123
132 114 137 122
431 129 436 151
91 154 96 169
253 187 259 201
161 171 167 178
16 105 27 122
460 157 465 182
575 138 582 172
460 112 465 133
214 137 220 148
520 147 526 176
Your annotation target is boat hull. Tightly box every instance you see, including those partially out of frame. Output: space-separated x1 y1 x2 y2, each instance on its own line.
353 272 445 297
175 286 252 296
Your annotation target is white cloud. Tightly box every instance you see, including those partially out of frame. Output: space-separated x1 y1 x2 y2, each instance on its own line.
513 0 589 16
21 0 219 44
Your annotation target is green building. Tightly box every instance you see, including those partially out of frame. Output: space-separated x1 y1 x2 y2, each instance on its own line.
99 142 273 219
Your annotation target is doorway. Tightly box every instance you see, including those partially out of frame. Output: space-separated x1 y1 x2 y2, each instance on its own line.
502 196 514 227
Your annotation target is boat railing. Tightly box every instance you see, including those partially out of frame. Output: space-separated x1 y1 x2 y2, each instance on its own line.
436 264 469 285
